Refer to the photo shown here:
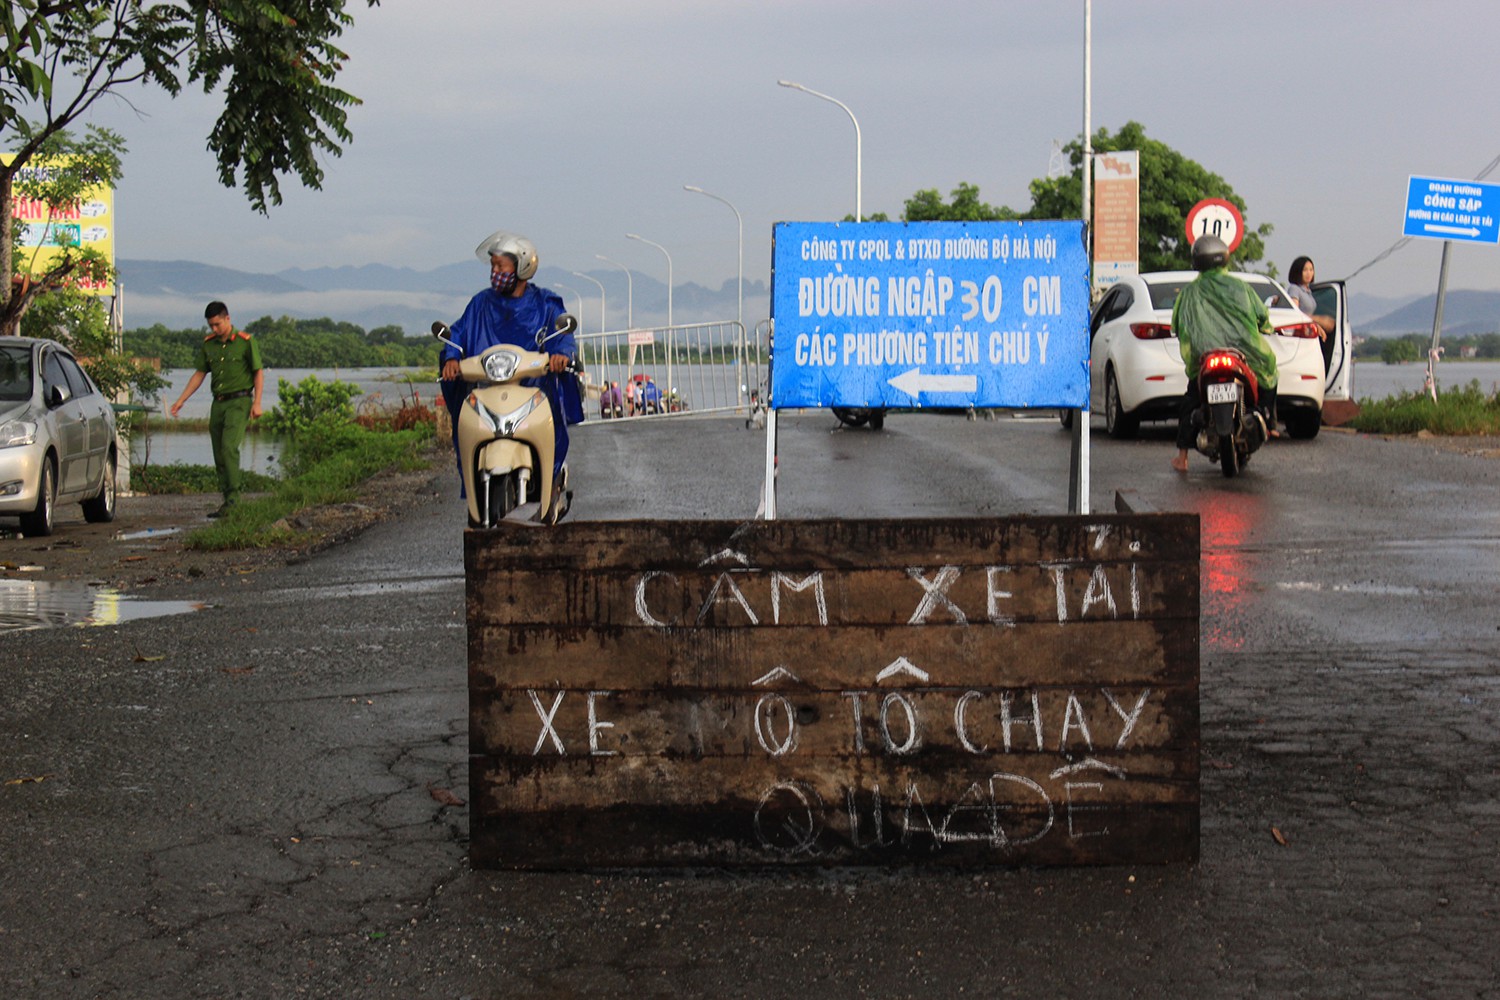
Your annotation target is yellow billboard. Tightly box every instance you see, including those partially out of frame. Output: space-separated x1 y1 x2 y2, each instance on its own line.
3 154 116 296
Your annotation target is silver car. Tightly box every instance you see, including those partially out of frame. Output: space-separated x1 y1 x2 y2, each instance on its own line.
0 336 118 536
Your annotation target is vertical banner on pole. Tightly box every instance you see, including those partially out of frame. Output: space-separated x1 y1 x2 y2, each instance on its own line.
1091 150 1139 299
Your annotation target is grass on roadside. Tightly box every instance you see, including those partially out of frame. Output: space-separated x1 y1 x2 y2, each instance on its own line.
1352 380 1500 436
133 464 279 495
143 425 434 551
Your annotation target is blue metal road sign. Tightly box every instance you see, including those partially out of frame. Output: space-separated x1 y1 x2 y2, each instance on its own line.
1403 175 1500 244
770 220 1090 410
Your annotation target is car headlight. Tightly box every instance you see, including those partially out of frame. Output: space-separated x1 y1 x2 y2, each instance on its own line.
482 349 522 382
0 419 37 448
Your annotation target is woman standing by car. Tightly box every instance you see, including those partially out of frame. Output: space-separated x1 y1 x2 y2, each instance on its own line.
1285 256 1334 339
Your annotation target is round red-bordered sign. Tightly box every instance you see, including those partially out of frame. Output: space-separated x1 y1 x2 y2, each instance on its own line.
1185 198 1244 254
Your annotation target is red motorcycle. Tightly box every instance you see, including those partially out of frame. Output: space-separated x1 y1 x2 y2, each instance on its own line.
1190 347 1268 478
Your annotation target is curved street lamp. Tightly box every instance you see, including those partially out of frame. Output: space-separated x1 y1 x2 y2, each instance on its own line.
625 232 673 330
778 79 861 221
684 185 743 333
570 270 607 334
595 255 633 329
685 184 745 404
550 282 585 326
626 232 675 395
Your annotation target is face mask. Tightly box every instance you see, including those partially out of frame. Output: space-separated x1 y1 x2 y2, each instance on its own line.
492 270 519 294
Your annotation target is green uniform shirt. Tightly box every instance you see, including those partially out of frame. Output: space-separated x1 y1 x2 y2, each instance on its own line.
193 331 263 397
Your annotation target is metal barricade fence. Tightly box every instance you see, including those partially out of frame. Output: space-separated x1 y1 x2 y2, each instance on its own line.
574 320 764 419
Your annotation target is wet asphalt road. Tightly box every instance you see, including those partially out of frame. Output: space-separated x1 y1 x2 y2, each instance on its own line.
2 411 1499 998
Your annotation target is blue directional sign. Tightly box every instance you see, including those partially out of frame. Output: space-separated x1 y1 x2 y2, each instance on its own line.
770 220 1090 410
1403 175 1500 244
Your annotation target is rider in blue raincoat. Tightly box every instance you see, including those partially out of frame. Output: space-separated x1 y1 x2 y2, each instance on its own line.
439 231 584 492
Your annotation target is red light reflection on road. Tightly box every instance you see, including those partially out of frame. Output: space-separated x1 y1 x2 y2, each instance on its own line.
1196 493 1261 651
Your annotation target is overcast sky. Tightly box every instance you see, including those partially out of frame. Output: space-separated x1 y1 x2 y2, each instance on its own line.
79 0 1500 315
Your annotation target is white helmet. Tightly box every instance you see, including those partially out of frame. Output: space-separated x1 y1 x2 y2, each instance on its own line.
474 230 539 281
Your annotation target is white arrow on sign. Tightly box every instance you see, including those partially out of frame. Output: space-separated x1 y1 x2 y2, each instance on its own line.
1426 224 1482 238
888 367 978 399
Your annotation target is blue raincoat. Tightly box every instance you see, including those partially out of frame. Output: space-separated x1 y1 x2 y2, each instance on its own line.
440 283 585 479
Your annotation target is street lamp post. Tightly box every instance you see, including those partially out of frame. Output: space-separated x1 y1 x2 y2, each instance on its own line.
570 270 607 334
551 282 585 327
627 233 675 397
625 233 672 330
778 79 861 221
684 184 745 404
595 255 632 329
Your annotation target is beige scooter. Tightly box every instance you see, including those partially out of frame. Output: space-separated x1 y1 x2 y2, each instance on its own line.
431 316 579 526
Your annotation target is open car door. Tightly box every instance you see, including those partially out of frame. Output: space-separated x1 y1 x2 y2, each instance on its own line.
1311 280 1353 402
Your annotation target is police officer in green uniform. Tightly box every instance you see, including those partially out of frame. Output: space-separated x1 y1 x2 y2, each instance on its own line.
169 301 265 516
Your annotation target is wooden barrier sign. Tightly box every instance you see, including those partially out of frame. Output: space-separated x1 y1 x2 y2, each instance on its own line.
467 516 1199 868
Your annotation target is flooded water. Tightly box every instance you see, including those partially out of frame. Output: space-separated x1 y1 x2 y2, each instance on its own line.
0 578 207 633
119 360 1500 473
1351 359 1500 401
130 366 437 475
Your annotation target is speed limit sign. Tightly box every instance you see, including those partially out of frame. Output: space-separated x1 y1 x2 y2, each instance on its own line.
1185 198 1244 253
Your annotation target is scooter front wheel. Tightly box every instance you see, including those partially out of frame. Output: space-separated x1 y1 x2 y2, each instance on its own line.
485 473 521 524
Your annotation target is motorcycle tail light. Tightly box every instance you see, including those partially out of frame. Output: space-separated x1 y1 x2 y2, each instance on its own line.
1204 354 1236 372
1276 322 1322 339
1130 323 1174 340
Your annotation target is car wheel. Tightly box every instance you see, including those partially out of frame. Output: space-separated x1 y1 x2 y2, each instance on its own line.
867 410 885 431
1286 409 1322 439
832 407 869 428
82 450 117 523
1058 408 1075 431
1104 370 1139 440
20 456 56 537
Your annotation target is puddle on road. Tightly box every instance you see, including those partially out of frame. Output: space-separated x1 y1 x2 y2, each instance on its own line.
114 526 183 542
0 579 207 634
1277 581 1432 597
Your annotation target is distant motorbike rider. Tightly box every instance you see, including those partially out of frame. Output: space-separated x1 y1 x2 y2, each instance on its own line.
1170 234 1279 473
439 231 584 495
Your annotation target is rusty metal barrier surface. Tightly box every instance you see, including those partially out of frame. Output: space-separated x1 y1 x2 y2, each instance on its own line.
467 515 1200 868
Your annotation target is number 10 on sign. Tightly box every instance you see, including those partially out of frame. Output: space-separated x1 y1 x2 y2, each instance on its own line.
1184 198 1244 254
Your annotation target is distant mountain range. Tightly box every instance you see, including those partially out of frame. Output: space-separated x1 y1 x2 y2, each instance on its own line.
115 258 1494 337
1352 289 1500 337
117 258 769 335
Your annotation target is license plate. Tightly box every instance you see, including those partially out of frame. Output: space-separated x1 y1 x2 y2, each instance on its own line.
1206 382 1238 404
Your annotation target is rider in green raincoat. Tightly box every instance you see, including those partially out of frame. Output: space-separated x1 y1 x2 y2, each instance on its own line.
1171 234 1279 471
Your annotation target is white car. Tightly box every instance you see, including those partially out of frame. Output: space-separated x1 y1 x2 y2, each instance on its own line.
0 336 118 536
1082 271 1345 440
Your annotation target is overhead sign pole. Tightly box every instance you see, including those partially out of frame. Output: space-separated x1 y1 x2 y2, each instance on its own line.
1401 174 1500 399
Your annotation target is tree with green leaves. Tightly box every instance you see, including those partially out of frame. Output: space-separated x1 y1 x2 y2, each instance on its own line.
1027 121 1271 272
20 283 168 418
1380 337 1421 365
1 0 380 333
903 182 1019 223
890 123 1270 273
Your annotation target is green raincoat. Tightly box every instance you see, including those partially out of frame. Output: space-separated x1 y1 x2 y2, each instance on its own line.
1172 267 1278 391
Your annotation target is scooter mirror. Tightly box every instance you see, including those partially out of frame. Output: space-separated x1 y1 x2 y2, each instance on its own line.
430 321 450 340
537 314 578 347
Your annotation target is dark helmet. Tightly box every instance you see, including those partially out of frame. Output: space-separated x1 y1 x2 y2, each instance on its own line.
1191 234 1228 271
